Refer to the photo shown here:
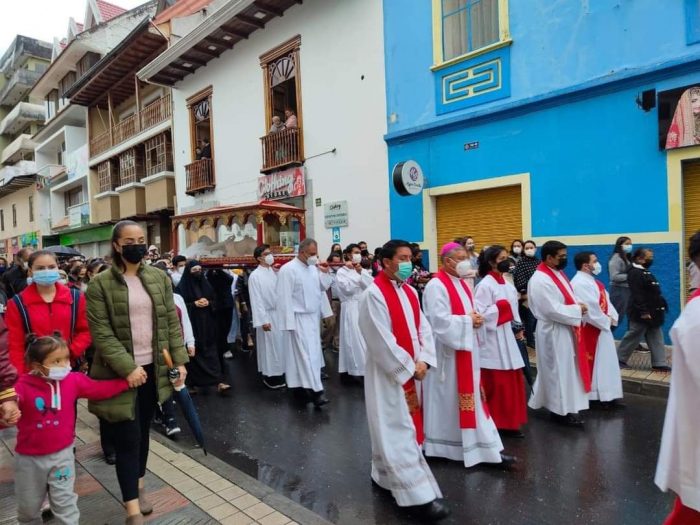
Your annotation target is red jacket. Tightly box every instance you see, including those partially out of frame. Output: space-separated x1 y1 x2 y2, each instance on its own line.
6 283 91 375
0 315 17 404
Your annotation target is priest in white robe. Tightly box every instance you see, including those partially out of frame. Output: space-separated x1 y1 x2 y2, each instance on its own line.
276 238 332 407
655 233 700 524
570 251 623 405
249 244 286 390
359 240 449 522
527 240 589 426
423 242 512 469
336 243 373 380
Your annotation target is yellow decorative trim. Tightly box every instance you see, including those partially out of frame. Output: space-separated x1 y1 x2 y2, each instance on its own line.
431 0 510 69
420 173 531 270
431 39 513 72
459 393 475 412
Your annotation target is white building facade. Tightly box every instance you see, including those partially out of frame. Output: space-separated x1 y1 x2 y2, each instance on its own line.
140 0 390 256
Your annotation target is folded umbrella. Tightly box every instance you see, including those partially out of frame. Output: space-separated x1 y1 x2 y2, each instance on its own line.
162 349 207 455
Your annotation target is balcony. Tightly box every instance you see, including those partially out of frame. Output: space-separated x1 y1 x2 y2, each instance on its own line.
260 127 303 173
0 102 45 135
0 68 43 107
89 94 172 158
67 202 90 228
1 134 36 165
185 158 215 195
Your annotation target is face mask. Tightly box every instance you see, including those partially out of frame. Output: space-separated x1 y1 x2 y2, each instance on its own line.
22 261 29 270
352 253 362 264
121 244 148 264
396 261 413 281
264 254 275 266
455 260 472 278
524 248 536 257
512 247 522 255
45 365 71 381
496 260 512 274
466 243 475 251
591 262 602 275
26 277 33 286
643 259 654 269
177 266 185 274
32 269 60 286
59 278 68 285
191 271 202 279
622 244 633 254
556 257 568 270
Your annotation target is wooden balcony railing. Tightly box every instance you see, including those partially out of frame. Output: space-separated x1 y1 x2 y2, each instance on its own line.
260 127 303 173
89 93 172 158
185 158 215 195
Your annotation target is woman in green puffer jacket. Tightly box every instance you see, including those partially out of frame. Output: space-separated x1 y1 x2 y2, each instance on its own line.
86 220 188 525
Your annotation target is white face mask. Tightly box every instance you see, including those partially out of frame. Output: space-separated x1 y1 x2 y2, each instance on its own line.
513 247 522 255
264 254 275 266
591 262 602 275
524 248 536 257
455 260 472 278
306 255 319 267
177 266 185 274
46 365 71 381
352 253 362 264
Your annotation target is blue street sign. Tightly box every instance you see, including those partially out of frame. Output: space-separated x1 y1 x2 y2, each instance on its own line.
332 227 341 243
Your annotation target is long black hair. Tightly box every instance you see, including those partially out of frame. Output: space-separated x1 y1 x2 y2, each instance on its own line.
478 245 507 278
612 236 632 264
110 220 141 270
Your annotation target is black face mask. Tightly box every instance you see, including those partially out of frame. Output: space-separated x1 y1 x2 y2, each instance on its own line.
121 244 147 264
643 259 654 269
496 260 512 273
191 271 203 280
556 257 568 270
360 249 369 257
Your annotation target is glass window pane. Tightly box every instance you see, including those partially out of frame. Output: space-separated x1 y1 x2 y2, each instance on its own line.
443 10 468 60
470 0 499 50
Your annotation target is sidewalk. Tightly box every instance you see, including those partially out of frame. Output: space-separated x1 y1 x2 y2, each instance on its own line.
0 400 331 525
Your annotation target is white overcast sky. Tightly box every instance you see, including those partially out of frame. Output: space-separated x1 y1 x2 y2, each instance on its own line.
0 0 149 54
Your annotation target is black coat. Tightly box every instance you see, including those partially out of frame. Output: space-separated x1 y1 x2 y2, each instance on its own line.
1 264 27 299
627 265 667 327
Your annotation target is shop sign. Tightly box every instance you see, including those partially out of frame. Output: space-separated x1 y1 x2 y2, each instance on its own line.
60 225 113 246
258 167 306 201
324 200 348 228
392 160 425 196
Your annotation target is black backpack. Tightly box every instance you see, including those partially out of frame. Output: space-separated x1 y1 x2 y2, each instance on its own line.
12 287 81 343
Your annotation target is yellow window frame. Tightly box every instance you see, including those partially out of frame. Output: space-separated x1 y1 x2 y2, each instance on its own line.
431 0 511 71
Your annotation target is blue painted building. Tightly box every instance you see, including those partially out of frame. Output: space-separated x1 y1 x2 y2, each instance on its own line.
382 0 700 338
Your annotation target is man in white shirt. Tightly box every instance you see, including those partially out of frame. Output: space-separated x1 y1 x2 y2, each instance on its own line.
527 240 589 427
358 239 449 522
655 231 700 524
249 244 286 389
571 252 623 407
276 238 332 407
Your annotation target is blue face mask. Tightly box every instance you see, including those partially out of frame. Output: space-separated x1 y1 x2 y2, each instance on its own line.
622 244 633 254
32 269 61 286
396 261 413 281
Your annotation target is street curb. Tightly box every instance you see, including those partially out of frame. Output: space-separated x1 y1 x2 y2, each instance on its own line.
150 431 333 525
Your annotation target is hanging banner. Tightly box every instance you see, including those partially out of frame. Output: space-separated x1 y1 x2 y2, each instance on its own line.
258 167 306 201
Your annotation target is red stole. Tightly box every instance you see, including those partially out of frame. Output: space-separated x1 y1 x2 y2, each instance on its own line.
488 272 515 325
578 279 608 374
536 263 591 392
436 270 478 429
374 271 424 444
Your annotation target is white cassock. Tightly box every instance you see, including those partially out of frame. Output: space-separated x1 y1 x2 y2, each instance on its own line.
422 275 503 467
527 269 588 415
336 266 373 376
276 258 331 392
655 294 700 511
571 271 623 402
249 266 286 377
173 293 195 348
474 274 525 371
359 281 441 507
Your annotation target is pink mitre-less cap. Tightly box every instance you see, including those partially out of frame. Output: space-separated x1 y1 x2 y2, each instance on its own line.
440 242 464 256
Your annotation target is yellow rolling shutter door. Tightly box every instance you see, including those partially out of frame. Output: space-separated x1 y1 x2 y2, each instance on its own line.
436 185 523 254
683 161 700 249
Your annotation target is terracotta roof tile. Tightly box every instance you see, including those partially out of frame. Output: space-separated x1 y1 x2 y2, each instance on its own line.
96 0 127 22
154 0 213 25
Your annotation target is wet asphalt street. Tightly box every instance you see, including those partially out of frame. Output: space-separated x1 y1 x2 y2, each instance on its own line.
177 350 674 525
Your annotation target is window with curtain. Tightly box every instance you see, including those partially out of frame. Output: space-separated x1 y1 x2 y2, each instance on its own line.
442 0 500 61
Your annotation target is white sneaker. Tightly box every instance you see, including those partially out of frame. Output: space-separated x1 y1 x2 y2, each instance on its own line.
223 351 234 359
165 424 181 437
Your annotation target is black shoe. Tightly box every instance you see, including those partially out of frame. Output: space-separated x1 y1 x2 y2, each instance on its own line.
104 453 117 465
600 400 626 410
498 429 525 438
340 372 353 385
618 361 631 370
409 499 451 522
312 391 329 407
652 365 672 372
321 370 330 380
550 412 584 427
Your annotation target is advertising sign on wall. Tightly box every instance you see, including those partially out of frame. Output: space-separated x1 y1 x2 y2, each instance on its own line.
659 84 700 149
324 200 349 228
258 166 306 201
